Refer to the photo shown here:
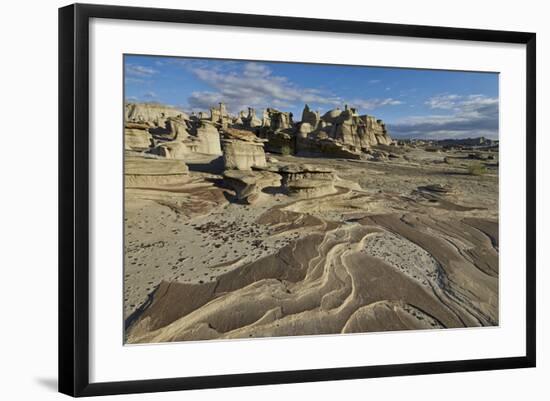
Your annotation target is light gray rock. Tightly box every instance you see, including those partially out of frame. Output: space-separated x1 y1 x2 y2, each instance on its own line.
223 170 281 204
195 121 222 155
222 128 268 170
277 163 337 198
125 126 153 151
125 103 189 126
125 156 189 187
149 141 195 159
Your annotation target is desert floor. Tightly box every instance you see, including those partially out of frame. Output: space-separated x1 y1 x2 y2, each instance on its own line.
124 147 499 343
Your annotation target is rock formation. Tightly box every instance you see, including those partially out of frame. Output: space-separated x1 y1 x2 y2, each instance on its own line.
194 121 223 155
125 123 153 151
277 164 337 198
126 211 498 343
223 170 282 204
207 102 231 128
296 104 393 157
222 128 267 170
125 156 189 187
124 103 224 158
149 141 194 159
265 108 293 131
241 107 262 129
125 102 392 161
301 104 321 131
125 103 189 127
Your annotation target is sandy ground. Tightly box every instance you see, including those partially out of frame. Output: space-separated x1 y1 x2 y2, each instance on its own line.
124 147 499 341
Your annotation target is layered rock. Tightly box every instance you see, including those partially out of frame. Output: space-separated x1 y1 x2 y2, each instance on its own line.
222 128 267 170
125 102 391 161
149 117 190 141
125 156 189 187
262 130 295 155
195 121 222 155
296 104 393 157
125 103 189 127
258 108 295 154
359 115 392 146
124 123 153 151
301 104 320 130
223 170 282 204
278 164 337 198
208 102 231 128
147 117 221 158
265 108 293 131
241 108 262 129
149 141 195 159
295 136 363 159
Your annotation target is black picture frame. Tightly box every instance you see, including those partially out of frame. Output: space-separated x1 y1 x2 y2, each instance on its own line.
58 3 536 397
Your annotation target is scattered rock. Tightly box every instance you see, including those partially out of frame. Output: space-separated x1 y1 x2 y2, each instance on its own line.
418 183 455 195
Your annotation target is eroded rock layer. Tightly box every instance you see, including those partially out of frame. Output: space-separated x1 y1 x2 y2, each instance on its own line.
124 119 499 344
126 209 498 343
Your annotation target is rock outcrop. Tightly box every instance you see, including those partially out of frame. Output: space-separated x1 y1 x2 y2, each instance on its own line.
148 117 190 141
125 103 189 127
301 104 321 130
296 104 393 158
149 141 194 159
125 123 153 151
223 170 282 204
222 128 267 170
264 108 293 131
241 108 262 129
194 121 223 155
148 117 221 158
125 156 189 187
277 164 337 198
125 102 392 161
207 102 231 128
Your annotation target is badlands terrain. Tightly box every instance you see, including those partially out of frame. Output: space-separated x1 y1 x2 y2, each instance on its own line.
124 102 499 343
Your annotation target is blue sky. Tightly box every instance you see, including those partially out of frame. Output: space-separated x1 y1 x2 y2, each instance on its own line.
125 55 499 139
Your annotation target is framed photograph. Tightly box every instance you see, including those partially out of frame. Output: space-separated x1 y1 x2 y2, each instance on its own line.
58 3 536 397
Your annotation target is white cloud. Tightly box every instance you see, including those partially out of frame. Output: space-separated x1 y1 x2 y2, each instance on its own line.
424 94 461 109
125 64 157 78
348 98 403 110
185 62 402 116
242 62 271 78
390 94 498 139
124 77 146 85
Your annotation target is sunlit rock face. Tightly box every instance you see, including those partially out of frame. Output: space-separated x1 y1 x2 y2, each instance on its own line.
301 104 321 130
223 170 282 204
294 104 393 158
195 121 222 155
148 141 194 159
278 164 337 198
148 117 190 142
125 103 189 127
124 156 189 187
222 128 267 170
124 123 153 151
124 102 392 161
241 107 262 129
